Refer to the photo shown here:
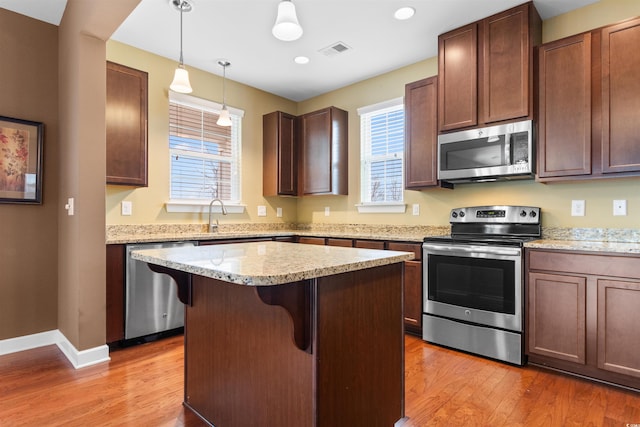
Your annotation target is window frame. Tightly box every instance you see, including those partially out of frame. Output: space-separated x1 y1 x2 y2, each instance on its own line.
356 97 407 214
166 92 245 214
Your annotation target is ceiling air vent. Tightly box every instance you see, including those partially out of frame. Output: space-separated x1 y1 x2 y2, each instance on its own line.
319 41 352 57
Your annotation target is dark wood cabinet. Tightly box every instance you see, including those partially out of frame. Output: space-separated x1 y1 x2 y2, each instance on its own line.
354 240 385 250
438 3 540 132
263 111 298 196
106 244 125 344
106 61 148 186
300 107 348 196
600 18 640 175
388 242 422 335
526 248 640 389
405 76 439 189
537 33 592 178
438 23 478 132
528 271 587 364
479 4 539 124
538 17 640 181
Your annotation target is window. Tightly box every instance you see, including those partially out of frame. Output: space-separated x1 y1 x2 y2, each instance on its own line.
168 92 243 206
357 97 405 212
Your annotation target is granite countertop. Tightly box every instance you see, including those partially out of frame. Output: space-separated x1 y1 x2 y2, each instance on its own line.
130 241 415 286
524 239 640 255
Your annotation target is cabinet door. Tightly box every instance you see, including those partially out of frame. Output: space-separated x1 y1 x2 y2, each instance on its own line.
537 34 592 178
528 272 587 364
480 4 536 124
405 76 439 188
263 111 297 196
597 278 640 378
300 107 348 195
438 23 478 131
106 61 148 186
403 260 422 334
601 18 640 174
106 244 125 344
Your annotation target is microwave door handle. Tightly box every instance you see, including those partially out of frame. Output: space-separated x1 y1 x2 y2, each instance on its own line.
504 134 511 165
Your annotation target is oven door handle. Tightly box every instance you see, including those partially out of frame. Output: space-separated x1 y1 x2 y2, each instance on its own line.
422 243 521 257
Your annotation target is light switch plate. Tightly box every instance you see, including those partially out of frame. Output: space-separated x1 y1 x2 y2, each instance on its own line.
121 201 132 216
412 204 420 216
276 207 282 218
324 207 330 216
257 205 267 217
571 200 585 216
613 199 627 216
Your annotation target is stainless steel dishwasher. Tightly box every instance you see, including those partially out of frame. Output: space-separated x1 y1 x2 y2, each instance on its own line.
125 241 195 341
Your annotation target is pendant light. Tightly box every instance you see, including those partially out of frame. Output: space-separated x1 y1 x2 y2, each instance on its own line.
272 0 303 41
217 61 232 127
170 0 193 93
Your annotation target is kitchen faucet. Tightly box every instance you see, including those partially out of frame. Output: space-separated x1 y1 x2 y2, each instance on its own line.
208 198 227 232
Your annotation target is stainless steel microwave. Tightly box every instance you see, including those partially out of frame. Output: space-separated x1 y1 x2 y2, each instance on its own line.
437 120 534 183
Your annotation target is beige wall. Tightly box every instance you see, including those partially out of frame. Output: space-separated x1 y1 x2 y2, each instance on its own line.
106 41 299 225
108 0 640 231
0 10 59 340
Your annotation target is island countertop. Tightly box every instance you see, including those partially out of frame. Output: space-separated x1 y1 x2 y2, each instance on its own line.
131 241 415 286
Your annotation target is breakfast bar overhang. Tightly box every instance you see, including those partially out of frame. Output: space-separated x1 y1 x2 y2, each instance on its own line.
131 241 413 427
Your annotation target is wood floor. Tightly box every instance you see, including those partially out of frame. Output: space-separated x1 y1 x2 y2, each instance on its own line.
1 334 639 426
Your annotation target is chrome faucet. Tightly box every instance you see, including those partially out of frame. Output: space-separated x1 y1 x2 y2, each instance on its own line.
208 198 227 232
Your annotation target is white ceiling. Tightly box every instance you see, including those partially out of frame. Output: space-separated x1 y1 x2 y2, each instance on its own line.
1 0 599 101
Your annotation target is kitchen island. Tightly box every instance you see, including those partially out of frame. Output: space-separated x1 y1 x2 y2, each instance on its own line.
131 241 414 427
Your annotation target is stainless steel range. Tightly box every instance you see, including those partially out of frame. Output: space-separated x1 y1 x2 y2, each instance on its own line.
422 205 541 365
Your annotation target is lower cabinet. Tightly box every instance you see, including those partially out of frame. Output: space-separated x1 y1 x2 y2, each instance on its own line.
526 249 640 389
387 242 423 336
106 244 125 344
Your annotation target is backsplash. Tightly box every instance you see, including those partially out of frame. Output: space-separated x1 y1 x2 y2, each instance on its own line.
542 227 640 243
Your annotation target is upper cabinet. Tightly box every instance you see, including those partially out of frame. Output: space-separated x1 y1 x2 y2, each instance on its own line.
106 61 148 186
438 3 541 132
538 17 640 181
537 34 592 179
263 106 348 197
300 107 348 196
263 111 298 197
405 76 439 189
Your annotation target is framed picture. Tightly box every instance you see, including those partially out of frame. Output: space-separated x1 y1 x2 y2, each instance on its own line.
0 116 44 204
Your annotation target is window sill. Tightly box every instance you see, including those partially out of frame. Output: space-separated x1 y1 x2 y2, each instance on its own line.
165 200 246 214
356 203 406 214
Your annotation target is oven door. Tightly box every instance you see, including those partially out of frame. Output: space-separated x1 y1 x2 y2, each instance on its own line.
423 242 522 332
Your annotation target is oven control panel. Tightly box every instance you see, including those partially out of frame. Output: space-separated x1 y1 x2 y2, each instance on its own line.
450 205 540 224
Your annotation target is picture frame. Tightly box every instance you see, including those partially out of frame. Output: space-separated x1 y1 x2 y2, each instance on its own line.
0 115 44 204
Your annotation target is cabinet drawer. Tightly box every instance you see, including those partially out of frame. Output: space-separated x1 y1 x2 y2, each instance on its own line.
297 236 326 245
354 240 385 250
387 242 421 261
528 249 640 280
326 238 353 247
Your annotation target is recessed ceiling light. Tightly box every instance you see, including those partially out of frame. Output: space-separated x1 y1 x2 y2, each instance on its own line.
294 56 310 64
394 6 415 20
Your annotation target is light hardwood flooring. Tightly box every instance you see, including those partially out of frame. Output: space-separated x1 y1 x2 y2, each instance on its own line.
1 334 639 426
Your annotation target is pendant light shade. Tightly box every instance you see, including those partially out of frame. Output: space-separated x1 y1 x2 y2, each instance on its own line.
272 0 303 41
217 61 232 127
170 66 192 93
170 0 193 93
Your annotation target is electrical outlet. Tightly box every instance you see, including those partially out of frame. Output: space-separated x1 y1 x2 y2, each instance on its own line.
276 207 282 218
121 201 132 216
257 205 267 217
412 204 420 216
571 200 585 216
613 199 627 216
324 207 330 217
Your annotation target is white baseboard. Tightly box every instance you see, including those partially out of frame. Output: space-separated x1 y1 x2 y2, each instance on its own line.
0 329 110 369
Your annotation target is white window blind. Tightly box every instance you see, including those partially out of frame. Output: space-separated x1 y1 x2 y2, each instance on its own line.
359 98 405 204
168 93 242 203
